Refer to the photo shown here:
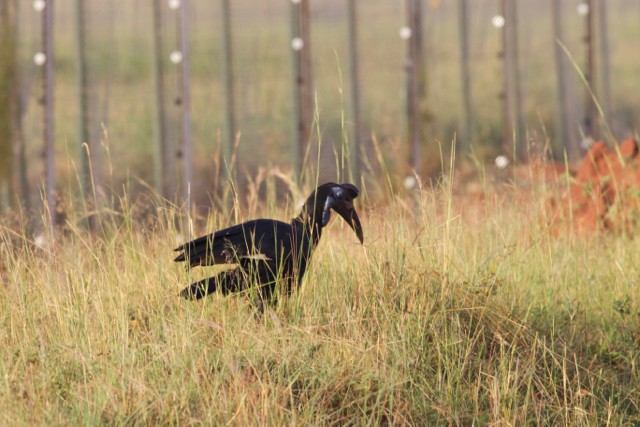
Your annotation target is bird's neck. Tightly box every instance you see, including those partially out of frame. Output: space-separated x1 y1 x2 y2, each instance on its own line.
292 214 322 244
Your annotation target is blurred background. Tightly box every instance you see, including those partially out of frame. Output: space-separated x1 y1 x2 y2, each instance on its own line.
1 0 639 221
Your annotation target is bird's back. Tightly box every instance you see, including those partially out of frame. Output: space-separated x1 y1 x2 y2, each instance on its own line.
174 219 294 268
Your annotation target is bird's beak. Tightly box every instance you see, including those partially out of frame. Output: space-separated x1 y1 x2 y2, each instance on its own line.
332 199 364 244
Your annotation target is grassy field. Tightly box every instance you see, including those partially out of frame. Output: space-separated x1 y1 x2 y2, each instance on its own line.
2 169 640 425
4 1 640 423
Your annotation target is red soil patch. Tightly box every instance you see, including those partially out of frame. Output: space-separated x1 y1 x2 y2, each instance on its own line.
547 139 640 235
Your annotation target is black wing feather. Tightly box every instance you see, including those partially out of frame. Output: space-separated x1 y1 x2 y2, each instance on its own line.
173 219 290 268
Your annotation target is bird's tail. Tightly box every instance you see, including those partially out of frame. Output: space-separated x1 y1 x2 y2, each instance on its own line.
179 269 244 300
179 278 217 300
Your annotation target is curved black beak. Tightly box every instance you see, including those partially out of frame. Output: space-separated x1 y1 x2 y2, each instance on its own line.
332 198 364 244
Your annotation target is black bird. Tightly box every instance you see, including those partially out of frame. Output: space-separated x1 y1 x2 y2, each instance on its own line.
174 182 364 302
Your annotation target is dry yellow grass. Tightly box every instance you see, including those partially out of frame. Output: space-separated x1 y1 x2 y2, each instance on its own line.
1 174 639 425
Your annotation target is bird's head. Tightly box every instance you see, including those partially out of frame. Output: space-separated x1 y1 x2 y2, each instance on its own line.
298 182 364 244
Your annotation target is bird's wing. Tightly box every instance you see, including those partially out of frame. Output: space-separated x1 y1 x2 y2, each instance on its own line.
174 222 252 267
173 219 288 268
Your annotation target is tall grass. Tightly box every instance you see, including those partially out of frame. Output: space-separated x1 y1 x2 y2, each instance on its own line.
1 168 639 425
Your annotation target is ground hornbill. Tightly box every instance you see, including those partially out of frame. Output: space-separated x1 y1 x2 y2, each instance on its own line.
174 182 364 302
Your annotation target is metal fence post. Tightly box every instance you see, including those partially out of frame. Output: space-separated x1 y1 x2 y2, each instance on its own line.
404 0 426 175
44 0 56 228
178 0 193 213
152 0 168 198
583 0 596 141
221 0 235 182
289 0 312 183
458 0 472 153
347 0 361 182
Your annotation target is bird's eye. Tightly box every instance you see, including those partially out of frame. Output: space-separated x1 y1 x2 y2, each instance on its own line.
332 188 345 200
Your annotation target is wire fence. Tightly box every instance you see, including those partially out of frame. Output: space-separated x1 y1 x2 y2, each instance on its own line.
1 0 639 222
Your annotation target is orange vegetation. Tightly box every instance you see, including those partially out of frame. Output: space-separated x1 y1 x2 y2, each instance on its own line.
547 139 640 235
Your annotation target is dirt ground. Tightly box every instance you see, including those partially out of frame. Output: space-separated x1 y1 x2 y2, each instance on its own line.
546 139 640 236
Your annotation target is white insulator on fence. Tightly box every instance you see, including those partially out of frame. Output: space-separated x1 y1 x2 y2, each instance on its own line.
291 37 304 51
491 15 505 29
34 234 47 249
33 0 46 12
577 3 589 16
580 137 594 151
399 26 412 40
170 51 183 64
34 52 46 66
403 175 417 190
495 155 509 169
